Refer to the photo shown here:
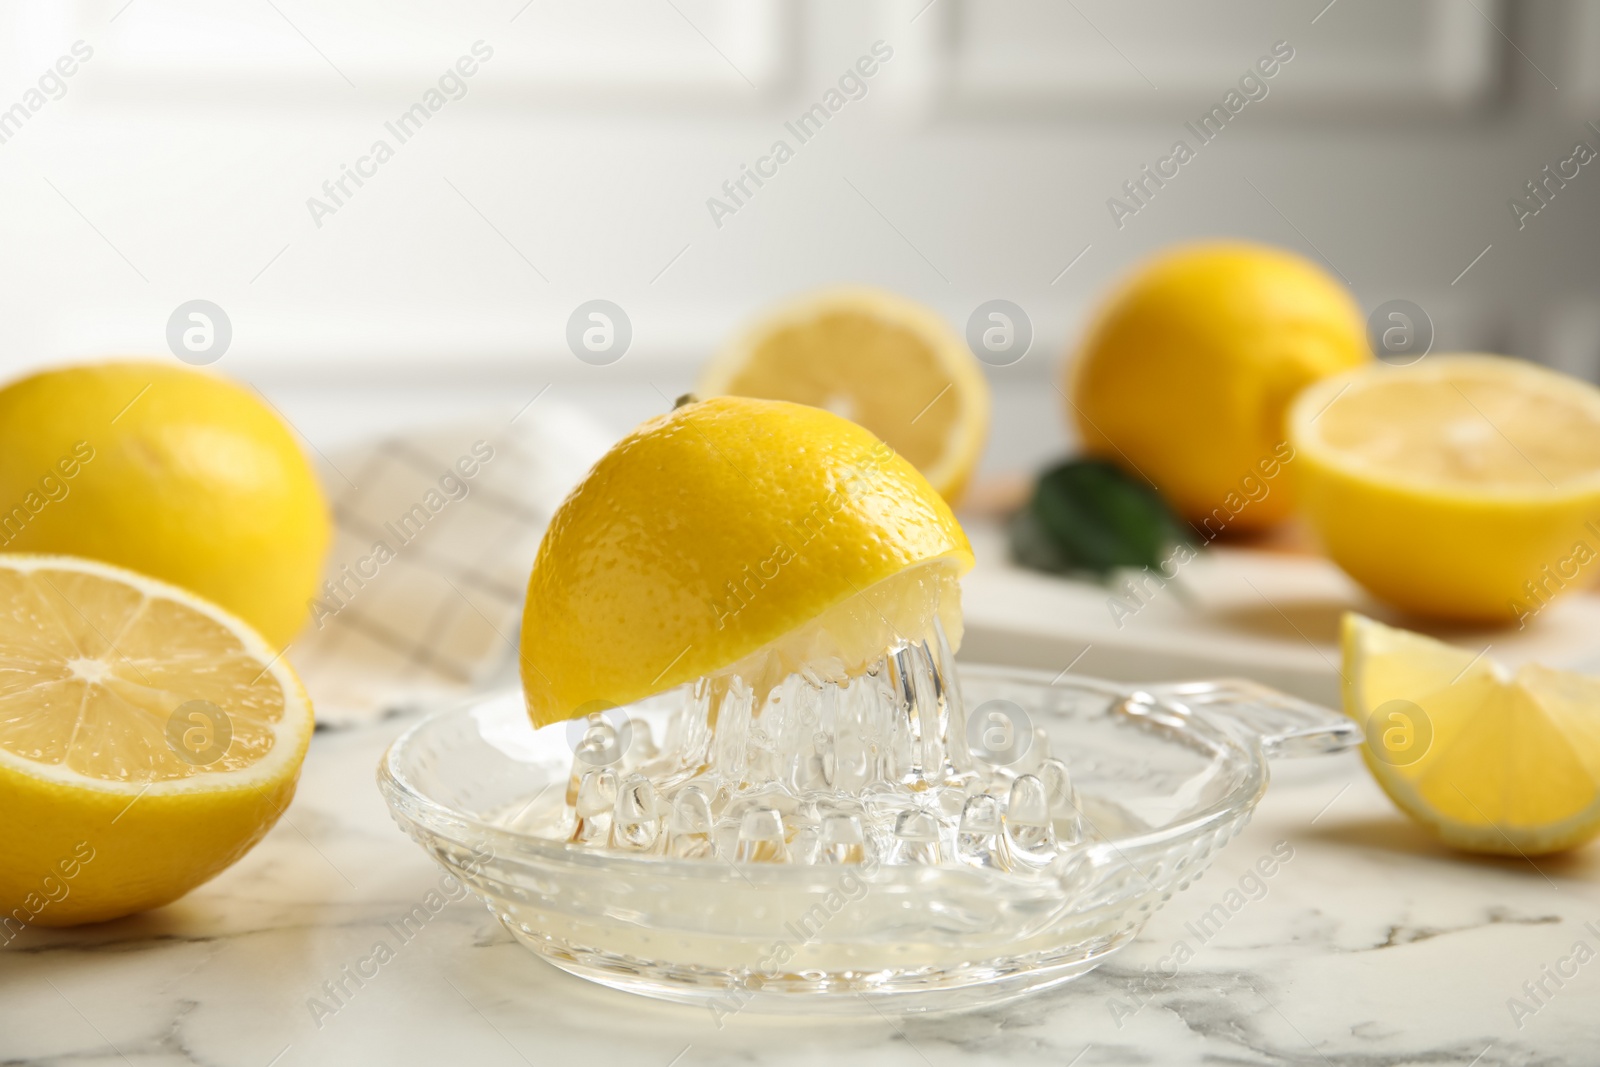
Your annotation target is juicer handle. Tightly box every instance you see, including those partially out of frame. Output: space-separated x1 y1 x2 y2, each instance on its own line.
1124 679 1363 759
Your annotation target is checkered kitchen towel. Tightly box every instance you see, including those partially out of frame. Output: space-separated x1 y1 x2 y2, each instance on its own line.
292 403 613 726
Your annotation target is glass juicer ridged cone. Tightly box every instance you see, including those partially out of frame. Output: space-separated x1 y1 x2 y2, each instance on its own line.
381 576 1360 1012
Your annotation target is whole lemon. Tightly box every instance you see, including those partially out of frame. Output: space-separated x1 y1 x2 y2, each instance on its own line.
1068 242 1369 531
0 361 329 646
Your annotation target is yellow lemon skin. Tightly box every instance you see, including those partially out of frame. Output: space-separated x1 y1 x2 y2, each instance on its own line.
0 761 303 927
0 362 330 646
1299 453 1600 624
520 397 973 727
1069 242 1369 529
1292 357 1600 625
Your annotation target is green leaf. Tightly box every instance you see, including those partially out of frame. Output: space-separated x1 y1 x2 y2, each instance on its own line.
1008 458 1194 578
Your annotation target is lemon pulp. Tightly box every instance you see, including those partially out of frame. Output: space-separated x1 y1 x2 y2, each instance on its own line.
1312 358 1600 487
699 289 991 503
0 566 291 782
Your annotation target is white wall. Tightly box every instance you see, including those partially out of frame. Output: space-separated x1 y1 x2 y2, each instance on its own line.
2 0 1597 475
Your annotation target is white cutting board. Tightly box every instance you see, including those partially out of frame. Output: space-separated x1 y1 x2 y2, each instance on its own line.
957 517 1600 707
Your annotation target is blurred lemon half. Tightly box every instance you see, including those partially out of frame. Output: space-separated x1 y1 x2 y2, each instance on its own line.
699 288 991 504
1343 612 1600 855
0 361 330 647
519 396 973 727
1069 242 1369 530
1292 355 1600 623
0 555 313 926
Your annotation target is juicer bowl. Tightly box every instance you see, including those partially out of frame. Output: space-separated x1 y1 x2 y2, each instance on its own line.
377 665 1360 1015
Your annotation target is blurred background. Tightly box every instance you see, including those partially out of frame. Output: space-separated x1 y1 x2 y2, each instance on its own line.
3 0 1597 479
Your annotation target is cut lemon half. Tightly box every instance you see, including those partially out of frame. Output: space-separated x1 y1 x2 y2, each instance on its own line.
1343 612 1600 855
520 396 973 727
0 555 313 927
1292 354 1600 623
699 288 991 504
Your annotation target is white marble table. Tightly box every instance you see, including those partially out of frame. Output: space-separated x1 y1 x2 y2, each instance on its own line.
5 684 1598 1067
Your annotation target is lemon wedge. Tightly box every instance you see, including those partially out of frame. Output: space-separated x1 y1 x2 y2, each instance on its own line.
0 555 313 926
699 288 990 503
1343 612 1600 855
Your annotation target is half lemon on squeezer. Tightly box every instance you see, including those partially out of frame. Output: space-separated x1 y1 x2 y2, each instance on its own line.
519 396 973 727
